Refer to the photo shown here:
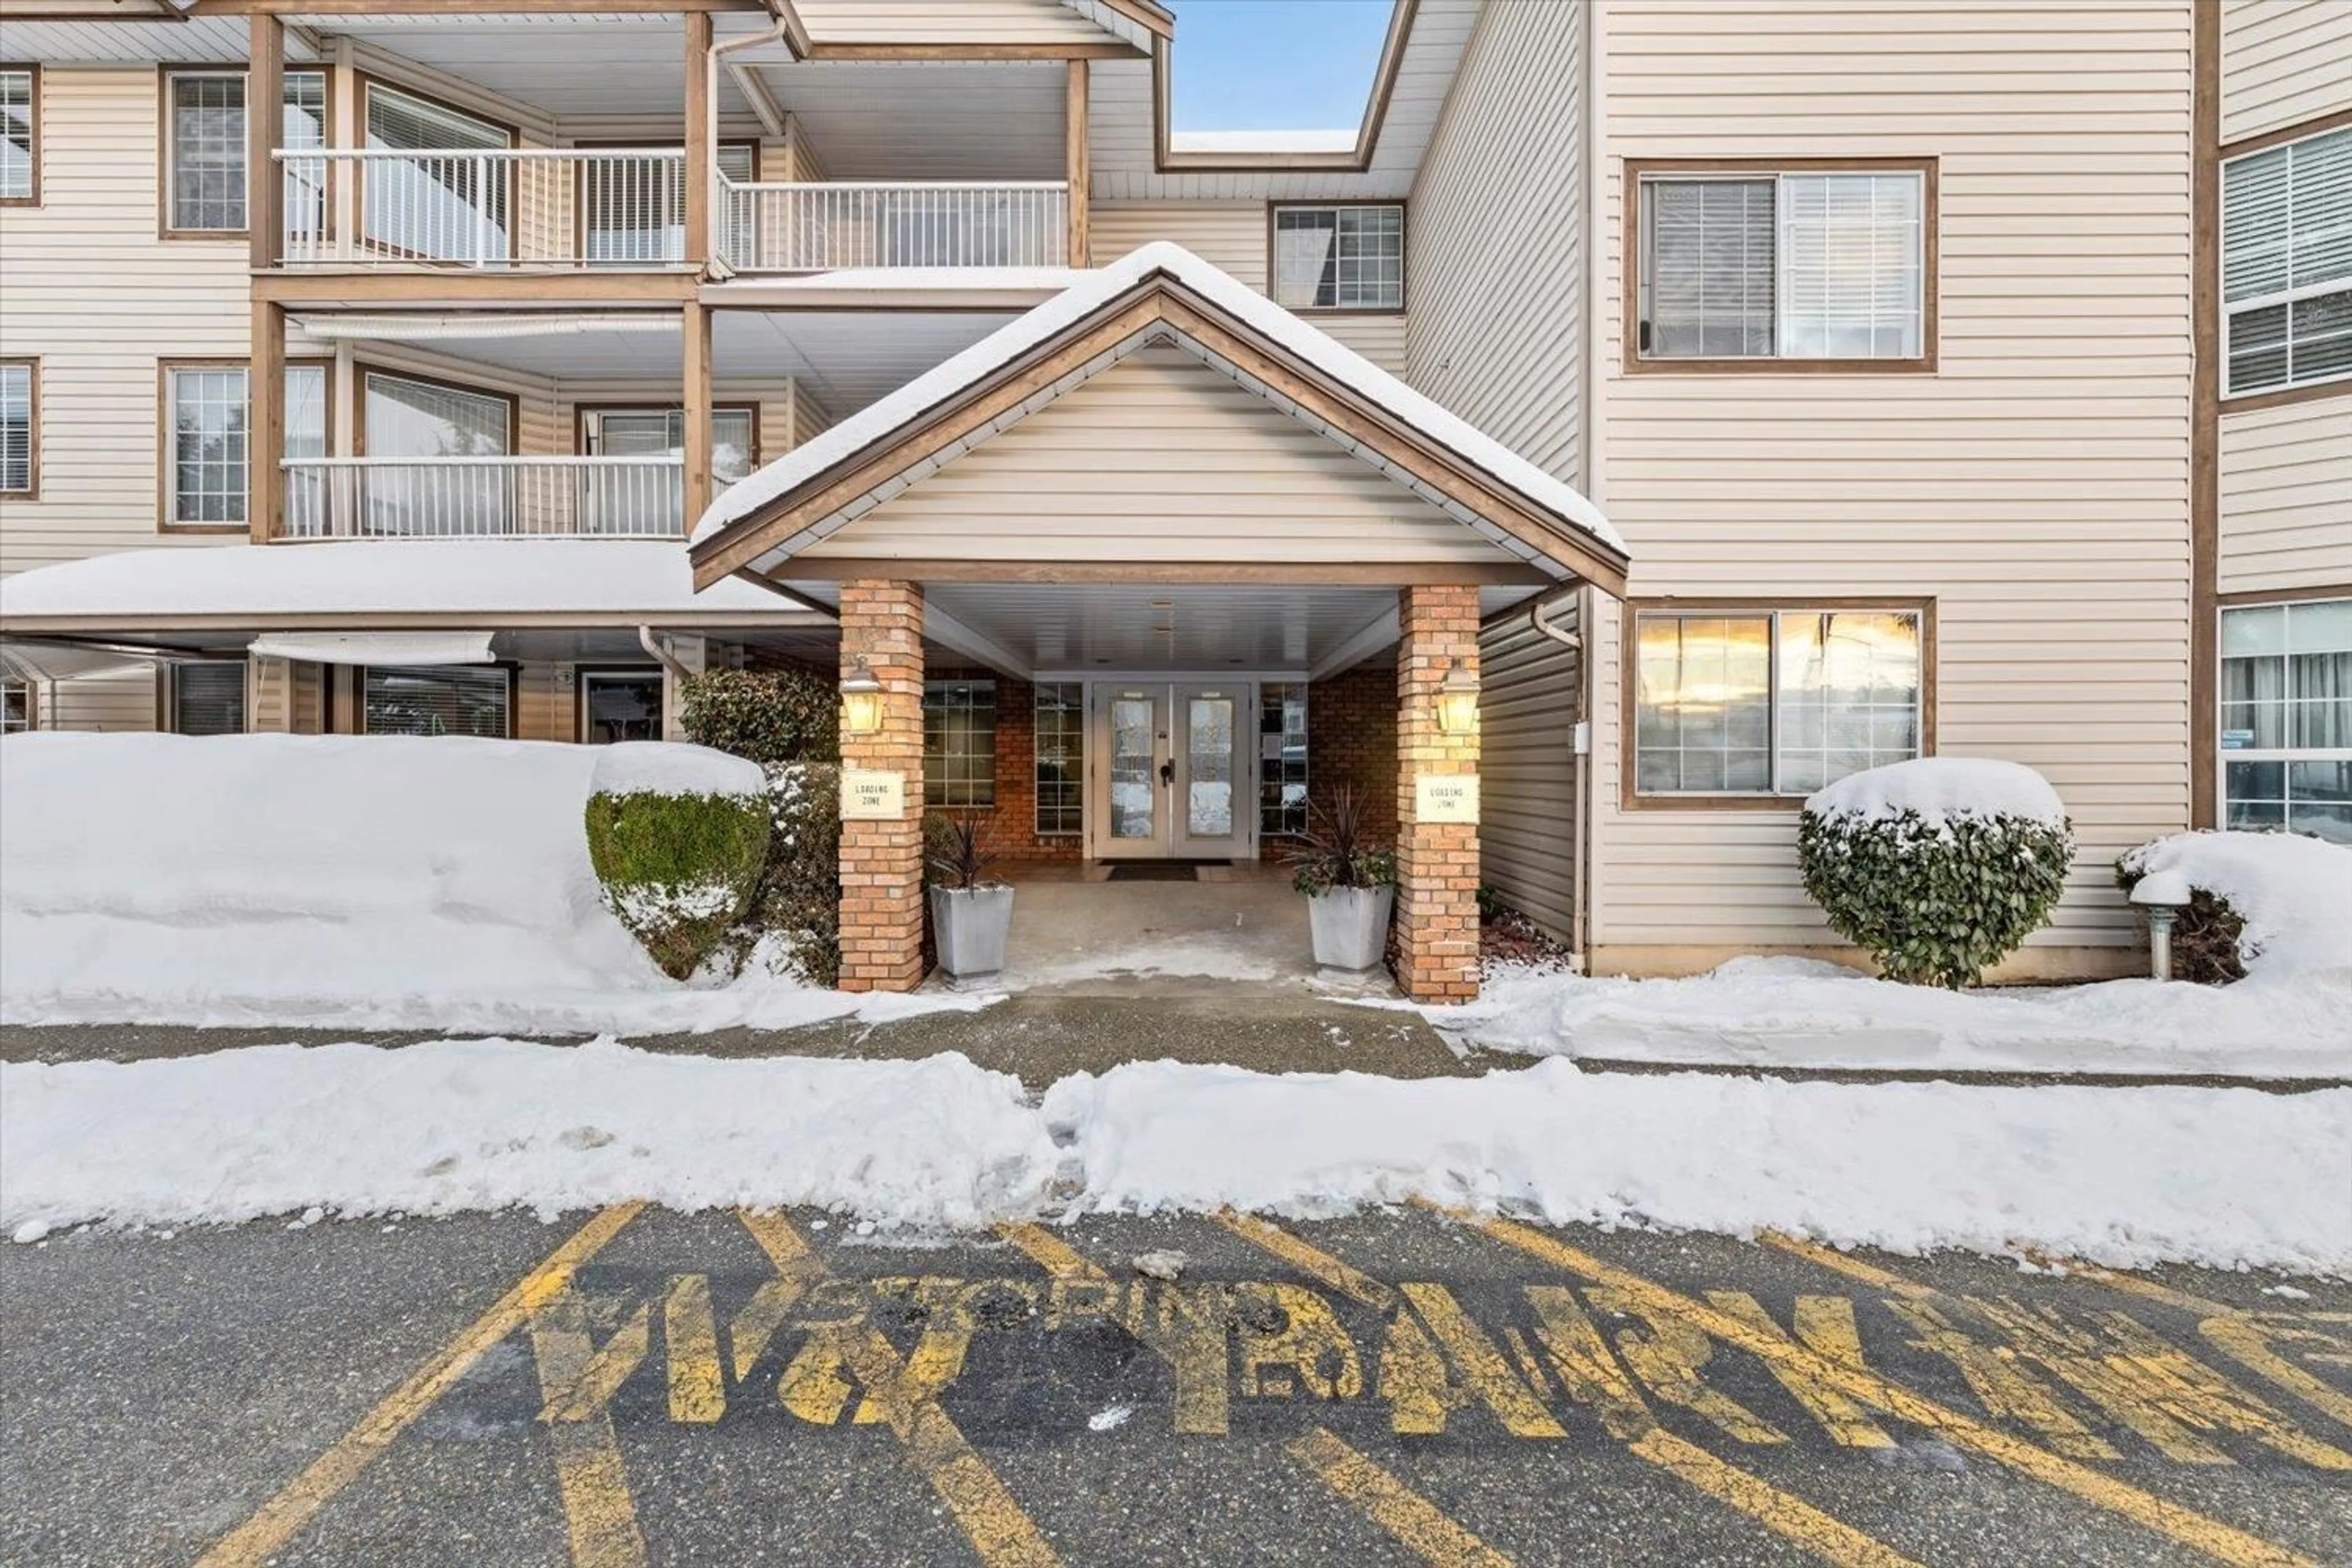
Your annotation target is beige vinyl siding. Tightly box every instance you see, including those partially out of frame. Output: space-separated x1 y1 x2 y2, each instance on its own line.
1478 596 1583 946
290 660 325 734
1406 0 1586 487
803 344 1521 565
2220 0 2352 145
791 0 1120 47
40 668 159 733
1087 200 1412 372
1586 0 2195 974
248 657 293 733
789 380 834 447
516 662 568 742
0 68 252 578
2218 399 2352 595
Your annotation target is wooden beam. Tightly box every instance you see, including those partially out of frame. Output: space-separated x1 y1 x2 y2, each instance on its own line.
684 10 714 270
247 13 284 273
682 298 714 530
249 298 287 543
749 559 1555 587
1065 59 1090 268
252 271 699 306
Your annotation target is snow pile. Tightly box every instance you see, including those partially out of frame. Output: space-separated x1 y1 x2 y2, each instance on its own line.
589 741 764 799
1046 1058 2351 1273
0 1041 1051 1231
0 733 956 1033
2120 831 2352 982
1806 756 2067 829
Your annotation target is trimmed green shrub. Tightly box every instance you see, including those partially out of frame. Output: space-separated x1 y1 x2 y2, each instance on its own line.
746 762 842 987
585 789 769 980
1800 784 2073 989
678 666 837 766
2114 849 2248 986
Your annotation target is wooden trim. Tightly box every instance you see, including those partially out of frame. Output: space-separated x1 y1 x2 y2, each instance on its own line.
247 17 282 270
157 62 329 242
2217 105 2352 162
1265 200 1409 315
776 559 1556 586
1 64 39 208
250 300 285 540
0 609 827 635
2219 376 2352 415
1094 0 1174 41
573 663 665 743
682 299 713 526
806 42 1141 62
1616 598 1937 815
2191 0 2220 830
684 10 712 270
352 358 522 457
1150 0 1415 174
1066 59 1090 269
1621 156 1940 376
254 270 699 305
1 358 38 500
2216 583 2352 609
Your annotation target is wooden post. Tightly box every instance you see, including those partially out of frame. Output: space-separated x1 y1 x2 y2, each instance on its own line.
684 10 714 269
248 15 285 272
682 298 712 532
1065 59 1090 268
250 298 285 542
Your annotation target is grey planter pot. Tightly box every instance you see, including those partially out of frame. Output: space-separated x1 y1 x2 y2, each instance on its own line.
1307 884 1395 973
930 884 1015 982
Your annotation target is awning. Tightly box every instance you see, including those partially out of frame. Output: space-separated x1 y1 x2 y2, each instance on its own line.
0 641 158 684
247 631 497 668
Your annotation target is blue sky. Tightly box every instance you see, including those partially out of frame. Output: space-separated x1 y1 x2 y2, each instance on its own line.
1164 0 1395 132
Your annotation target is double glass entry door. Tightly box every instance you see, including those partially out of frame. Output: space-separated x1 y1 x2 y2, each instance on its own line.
1088 682 1251 861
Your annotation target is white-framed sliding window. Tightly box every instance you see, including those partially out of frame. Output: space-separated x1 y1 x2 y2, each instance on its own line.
361 81 514 262
1631 606 1929 799
1634 161 1933 368
360 369 515 536
2220 598 2352 843
162 69 325 235
579 405 753 533
1272 204 1404 311
2223 124 2352 399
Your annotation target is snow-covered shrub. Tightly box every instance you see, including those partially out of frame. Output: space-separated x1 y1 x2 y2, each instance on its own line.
2117 831 2352 985
744 762 842 987
678 666 837 766
583 744 769 979
1798 758 2073 989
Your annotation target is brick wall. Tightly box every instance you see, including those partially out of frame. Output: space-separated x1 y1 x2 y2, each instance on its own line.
1303 663 1400 851
932 667 1087 863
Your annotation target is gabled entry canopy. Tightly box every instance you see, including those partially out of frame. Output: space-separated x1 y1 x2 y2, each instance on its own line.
688 243 1629 597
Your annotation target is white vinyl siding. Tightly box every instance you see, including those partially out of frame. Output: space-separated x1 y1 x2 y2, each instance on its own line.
1272 204 1404 310
1 69 33 202
2222 124 2352 398
2220 0 2352 147
2218 398 2352 594
2219 598 2352 842
1640 171 1925 361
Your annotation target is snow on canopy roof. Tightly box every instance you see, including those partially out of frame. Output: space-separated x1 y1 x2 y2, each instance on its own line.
690 242 1627 561
0 540 805 624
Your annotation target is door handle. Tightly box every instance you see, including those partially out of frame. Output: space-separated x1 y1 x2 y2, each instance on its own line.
1159 759 1176 788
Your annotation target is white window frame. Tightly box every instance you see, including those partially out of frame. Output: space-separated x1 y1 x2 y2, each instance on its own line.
162 361 329 529
1271 203 1406 311
2218 597 2352 842
0 359 33 497
1631 606 1929 799
2222 124 2352 400
1634 162 1933 368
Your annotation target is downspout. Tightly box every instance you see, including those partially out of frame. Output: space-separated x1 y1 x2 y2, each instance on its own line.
1529 586 1581 652
638 625 693 682
703 12 796 280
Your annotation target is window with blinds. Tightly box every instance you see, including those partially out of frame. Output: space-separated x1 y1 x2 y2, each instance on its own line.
171 662 247 736
2223 125 2352 398
363 666 512 738
0 362 31 494
362 371 513 536
1 69 34 203
1639 168 1927 364
363 83 512 260
584 143 753 265
165 70 325 233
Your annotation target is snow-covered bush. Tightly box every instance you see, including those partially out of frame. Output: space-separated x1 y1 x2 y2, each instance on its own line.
678 666 837 766
1798 758 2073 989
583 744 769 980
2117 831 2352 986
744 762 842 987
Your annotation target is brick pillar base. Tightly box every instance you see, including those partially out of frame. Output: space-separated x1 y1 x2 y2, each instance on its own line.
1393 584 1480 1003
838 580 927 992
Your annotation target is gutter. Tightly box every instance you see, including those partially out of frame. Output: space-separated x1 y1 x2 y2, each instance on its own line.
1529 587 1581 652
638 626 696 682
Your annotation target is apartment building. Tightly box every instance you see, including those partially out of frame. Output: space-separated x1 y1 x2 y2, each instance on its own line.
1 0 2343 999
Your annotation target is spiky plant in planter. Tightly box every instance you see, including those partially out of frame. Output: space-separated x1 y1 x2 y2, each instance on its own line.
925 809 1014 982
1283 788 1398 972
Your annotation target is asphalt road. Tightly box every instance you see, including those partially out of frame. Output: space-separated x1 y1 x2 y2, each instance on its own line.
4 1205 2348 1567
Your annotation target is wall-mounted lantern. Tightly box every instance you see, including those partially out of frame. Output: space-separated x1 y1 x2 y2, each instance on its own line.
2130 869 2192 981
1436 667 1480 737
839 658 885 736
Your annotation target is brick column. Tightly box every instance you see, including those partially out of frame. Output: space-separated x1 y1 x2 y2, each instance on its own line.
1394 584 1480 1003
839 580 927 992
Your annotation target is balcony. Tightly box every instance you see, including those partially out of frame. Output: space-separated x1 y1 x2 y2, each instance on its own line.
282 456 689 540
273 149 1070 274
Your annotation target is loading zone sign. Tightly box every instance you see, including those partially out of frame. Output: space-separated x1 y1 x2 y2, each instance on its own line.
840 769 906 821
1415 774 1480 825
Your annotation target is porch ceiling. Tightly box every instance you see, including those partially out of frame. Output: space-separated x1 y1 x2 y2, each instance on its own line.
745 61 1070 181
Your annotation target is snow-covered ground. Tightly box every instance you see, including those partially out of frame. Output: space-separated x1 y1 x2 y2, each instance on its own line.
0 733 969 1035
5 1039 2342 1273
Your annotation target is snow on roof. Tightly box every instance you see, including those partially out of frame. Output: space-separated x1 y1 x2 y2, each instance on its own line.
0 540 808 624
1805 758 2069 830
692 242 1627 560
1167 129 1360 155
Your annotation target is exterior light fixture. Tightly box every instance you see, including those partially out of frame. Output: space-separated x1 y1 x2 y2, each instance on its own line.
2130 869 2192 981
839 658 884 736
1436 667 1480 736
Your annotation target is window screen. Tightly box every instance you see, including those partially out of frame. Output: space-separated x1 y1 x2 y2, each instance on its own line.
1273 205 1404 309
923 680 997 809
0 363 29 494
364 666 511 737
1034 682 1084 835
1 70 32 202
172 662 247 736
2223 126 2352 397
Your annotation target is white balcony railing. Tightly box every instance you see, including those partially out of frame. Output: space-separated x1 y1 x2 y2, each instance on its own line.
276 148 692 269
715 179 1068 273
281 456 689 540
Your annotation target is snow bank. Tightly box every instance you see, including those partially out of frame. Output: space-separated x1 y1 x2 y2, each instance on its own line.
589 741 764 799
1044 1058 2352 1273
2121 831 2352 982
0 733 957 1033
1806 756 2066 829
1438 955 2352 1077
0 1041 1051 1231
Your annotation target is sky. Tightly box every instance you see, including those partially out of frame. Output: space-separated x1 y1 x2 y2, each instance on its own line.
1164 0 1395 133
